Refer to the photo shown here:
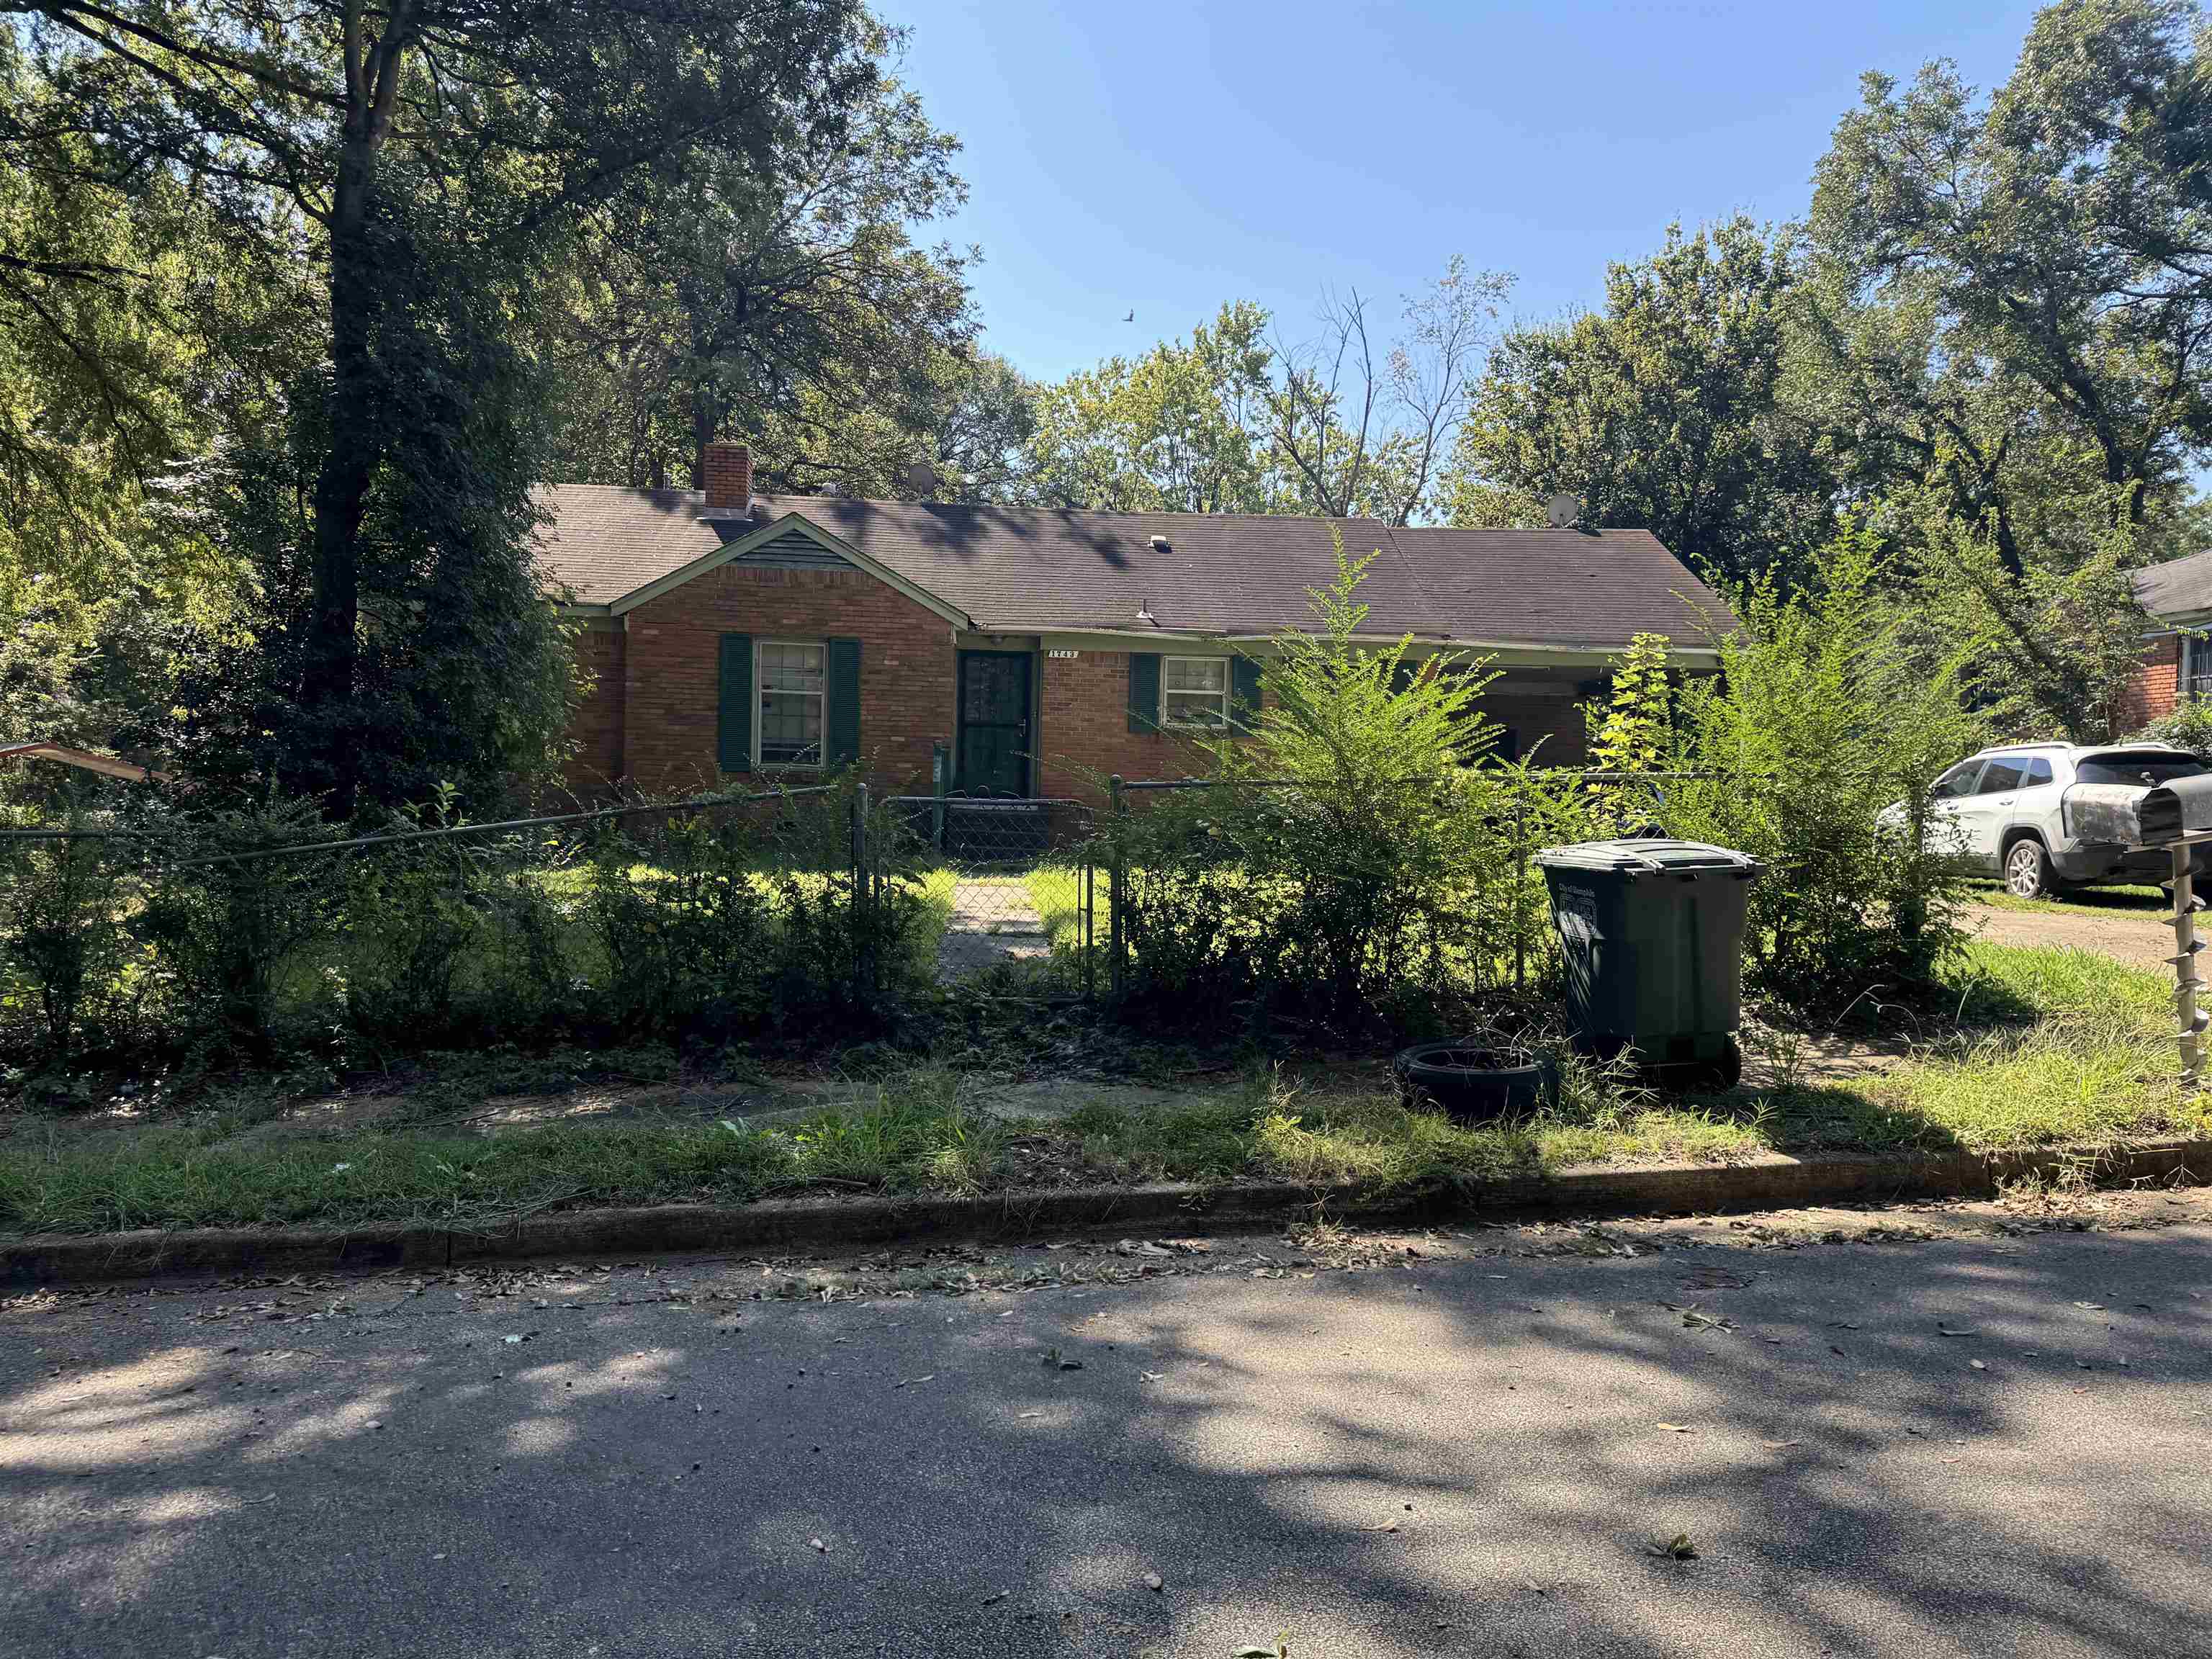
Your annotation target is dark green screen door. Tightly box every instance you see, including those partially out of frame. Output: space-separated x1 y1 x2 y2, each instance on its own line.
956 651 1032 796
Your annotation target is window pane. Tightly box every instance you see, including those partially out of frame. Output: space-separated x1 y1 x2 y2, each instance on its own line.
1933 763 1982 799
1165 657 1227 693
1164 691 1226 726
760 642 824 692
760 642 824 763
2023 757 2053 786
1978 757 2026 793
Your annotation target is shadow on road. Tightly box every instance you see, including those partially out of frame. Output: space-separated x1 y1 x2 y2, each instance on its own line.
4 1218 2208 1656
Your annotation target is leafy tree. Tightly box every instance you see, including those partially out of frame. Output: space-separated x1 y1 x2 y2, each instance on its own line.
1809 0 2212 552
1025 302 1280 513
1445 218 1835 587
1905 507 2154 742
0 32 274 751
544 51 996 498
1668 530 1987 1004
1025 260 1509 523
6 0 888 810
1107 532 1518 1033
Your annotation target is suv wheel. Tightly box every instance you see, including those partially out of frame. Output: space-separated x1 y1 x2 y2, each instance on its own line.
2005 837 2054 899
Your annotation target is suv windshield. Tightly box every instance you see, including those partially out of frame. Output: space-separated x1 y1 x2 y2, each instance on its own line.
2075 752 2208 788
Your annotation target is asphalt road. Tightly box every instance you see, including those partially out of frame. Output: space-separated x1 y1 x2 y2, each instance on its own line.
6 1199 2211 1659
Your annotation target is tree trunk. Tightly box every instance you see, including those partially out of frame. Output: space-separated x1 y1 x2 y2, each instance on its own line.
306 125 383 817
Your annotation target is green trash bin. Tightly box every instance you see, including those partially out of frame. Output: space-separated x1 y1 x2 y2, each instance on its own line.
1533 838 1761 1089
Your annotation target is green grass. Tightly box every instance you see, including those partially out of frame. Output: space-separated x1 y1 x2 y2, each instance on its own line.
3 941 2200 1238
0 1066 1010 1234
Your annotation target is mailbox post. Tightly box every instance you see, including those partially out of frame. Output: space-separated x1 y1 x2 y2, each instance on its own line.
2129 773 2212 1092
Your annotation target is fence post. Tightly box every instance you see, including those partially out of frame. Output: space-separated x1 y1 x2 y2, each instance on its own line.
850 781 871 1000
1082 857 1096 1003
931 739 949 852
1512 796 1527 994
1108 775 1127 1003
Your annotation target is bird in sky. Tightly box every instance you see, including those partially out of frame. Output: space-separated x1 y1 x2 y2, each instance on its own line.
1122 310 1134 323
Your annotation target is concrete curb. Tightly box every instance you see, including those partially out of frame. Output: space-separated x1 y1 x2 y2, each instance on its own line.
6 1138 2208 1286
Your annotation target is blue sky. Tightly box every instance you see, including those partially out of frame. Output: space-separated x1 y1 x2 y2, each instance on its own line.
873 1 2050 382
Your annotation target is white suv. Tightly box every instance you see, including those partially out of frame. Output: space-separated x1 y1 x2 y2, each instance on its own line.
1887 741 2208 899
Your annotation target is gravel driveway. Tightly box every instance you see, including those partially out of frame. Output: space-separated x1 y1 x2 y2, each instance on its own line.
1966 901 2174 972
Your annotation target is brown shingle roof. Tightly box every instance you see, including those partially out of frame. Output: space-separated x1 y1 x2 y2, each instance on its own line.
2134 548 2212 619
535 484 1736 649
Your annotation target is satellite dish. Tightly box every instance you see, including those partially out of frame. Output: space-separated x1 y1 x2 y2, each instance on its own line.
902 459 940 499
1545 492 1582 529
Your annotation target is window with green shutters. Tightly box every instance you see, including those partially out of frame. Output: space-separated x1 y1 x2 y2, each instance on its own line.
718 634 861 771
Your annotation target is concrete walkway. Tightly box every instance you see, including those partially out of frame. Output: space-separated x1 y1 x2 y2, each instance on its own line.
7 1195 2209 1658
935 876 1052 979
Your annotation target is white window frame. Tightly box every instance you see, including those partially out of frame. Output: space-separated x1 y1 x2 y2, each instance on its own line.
757 639 827 769
1161 655 1231 729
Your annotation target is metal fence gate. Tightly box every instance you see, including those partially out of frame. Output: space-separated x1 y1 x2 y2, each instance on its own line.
873 791 1100 997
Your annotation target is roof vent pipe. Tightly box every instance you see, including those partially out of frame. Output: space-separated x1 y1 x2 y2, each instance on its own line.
1148 534 1170 552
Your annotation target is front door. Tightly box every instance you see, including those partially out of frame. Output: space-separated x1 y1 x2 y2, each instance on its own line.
956 651 1033 796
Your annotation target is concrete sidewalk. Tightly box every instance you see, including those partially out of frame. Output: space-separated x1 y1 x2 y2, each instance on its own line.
6 1197 2209 1657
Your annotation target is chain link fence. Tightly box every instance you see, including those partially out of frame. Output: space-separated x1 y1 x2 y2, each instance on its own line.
877 795 1099 993
5 760 1962 1065
0 783 920 1064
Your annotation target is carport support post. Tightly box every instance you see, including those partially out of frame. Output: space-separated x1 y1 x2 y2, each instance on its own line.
2170 841 2204 1089
1109 775 1126 1003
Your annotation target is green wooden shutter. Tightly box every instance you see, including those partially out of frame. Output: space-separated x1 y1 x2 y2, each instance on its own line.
1128 652 1161 733
826 637 861 768
717 633 753 773
1230 655 1262 724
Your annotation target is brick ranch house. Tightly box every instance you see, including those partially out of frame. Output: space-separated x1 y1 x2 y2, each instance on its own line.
539 441 1736 803
2122 549 2212 728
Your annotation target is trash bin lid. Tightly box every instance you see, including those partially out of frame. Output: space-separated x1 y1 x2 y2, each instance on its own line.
1532 837 1761 876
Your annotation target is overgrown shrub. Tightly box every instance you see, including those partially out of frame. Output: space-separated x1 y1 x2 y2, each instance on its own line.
1667 530 1986 1007
0 775 936 1080
1105 536 1529 1037
132 797 344 1061
1582 629 1676 836
0 813 132 1056
2137 694 2212 755
585 809 780 1035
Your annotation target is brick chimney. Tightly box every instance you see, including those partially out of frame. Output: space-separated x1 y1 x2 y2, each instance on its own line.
702 440 752 513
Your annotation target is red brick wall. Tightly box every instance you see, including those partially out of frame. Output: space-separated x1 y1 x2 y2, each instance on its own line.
619 565 953 795
562 622 627 798
566 583 1641 803
1035 650 1216 800
1485 694 1588 767
1031 652 1594 799
2115 636 2180 734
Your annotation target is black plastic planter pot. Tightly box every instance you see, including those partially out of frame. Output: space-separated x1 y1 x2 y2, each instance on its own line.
1392 1043 1555 1123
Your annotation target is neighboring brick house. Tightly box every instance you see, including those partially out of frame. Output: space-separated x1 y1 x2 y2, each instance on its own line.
2120 550 2212 732
538 441 1736 803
